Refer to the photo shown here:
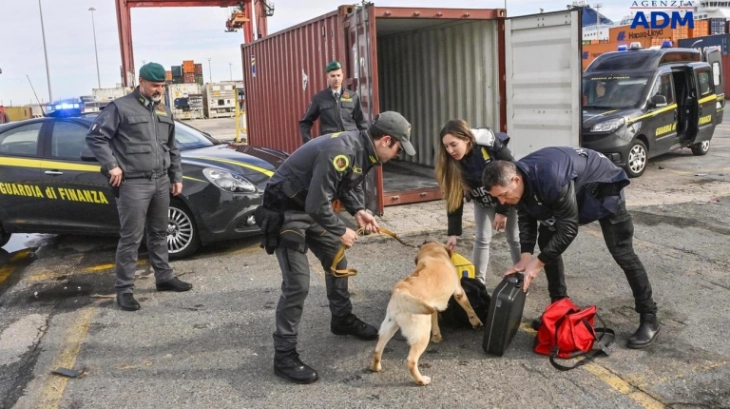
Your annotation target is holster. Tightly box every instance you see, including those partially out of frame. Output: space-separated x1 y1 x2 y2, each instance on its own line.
254 205 284 255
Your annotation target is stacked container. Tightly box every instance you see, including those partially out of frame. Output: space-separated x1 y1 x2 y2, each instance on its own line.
678 33 730 55
203 83 237 118
710 18 727 35
166 83 204 120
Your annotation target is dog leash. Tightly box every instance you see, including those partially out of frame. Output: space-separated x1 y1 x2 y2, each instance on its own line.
330 227 415 278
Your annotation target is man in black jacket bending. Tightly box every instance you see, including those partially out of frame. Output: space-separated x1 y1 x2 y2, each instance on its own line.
482 146 660 349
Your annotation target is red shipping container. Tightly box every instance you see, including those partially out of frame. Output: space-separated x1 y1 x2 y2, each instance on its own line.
241 5 584 212
194 63 203 75
723 54 730 99
184 72 196 83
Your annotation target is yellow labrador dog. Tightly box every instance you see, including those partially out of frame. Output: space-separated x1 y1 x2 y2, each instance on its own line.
370 241 483 386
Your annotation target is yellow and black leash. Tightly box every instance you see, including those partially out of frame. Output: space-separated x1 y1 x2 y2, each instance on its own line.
330 227 415 278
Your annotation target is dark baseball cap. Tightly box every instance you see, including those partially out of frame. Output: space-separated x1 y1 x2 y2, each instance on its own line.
372 111 416 156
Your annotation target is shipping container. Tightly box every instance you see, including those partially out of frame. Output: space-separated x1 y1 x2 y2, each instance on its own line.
167 83 204 120
608 22 689 45
183 60 195 73
171 65 183 77
183 72 196 83
203 83 237 118
692 19 710 38
194 63 203 75
710 18 726 35
166 70 173 81
723 54 730 98
241 5 583 212
92 87 133 101
678 33 730 55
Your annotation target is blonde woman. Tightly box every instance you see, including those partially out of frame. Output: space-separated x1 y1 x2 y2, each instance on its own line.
435 119 521 285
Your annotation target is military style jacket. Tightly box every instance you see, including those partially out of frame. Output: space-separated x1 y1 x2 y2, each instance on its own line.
263 130 379 237
86 87 182 183
299 88 367 143
515 146 630 263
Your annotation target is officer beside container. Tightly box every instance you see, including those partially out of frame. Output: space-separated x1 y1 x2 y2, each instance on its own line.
299 60 367 144
86 62 193 312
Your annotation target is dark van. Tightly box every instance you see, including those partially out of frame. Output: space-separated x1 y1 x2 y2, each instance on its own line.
581 42 724 177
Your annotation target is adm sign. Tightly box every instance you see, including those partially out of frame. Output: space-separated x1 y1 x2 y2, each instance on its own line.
630 1 694 29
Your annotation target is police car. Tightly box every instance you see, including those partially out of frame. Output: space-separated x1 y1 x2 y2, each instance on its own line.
0 114 287 258
582 42 723 177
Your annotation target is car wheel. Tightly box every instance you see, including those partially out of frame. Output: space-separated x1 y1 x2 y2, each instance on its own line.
625 139 648 178
691 140 711 156
167 201 199 259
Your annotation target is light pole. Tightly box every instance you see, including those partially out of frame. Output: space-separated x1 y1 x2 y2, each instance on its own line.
229 63 232 81
89 7 101 89
208 58 212 83
38 0 53 102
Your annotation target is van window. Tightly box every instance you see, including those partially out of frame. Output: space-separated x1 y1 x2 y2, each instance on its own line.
582 75 651 109
712 62 721 86
650 74 675 105
696 69 714 96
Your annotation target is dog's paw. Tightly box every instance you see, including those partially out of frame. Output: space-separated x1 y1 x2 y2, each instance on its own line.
470 318 484 329
431 333 442 343
417 376 431 386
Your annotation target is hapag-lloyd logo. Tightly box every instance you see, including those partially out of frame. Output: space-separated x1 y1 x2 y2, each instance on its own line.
630 1 694 29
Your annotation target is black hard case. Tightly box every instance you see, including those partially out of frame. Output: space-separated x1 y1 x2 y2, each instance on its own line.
483 273 526 356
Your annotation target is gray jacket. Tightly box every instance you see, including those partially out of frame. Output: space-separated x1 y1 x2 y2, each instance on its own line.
263 130 379 236
86 87 183 183
299 88 367 143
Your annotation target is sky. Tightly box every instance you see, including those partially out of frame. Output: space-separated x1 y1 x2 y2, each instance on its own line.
0 0 634 106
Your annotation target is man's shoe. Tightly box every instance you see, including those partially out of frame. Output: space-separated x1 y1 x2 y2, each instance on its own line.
531 316 542 331
117 293 140 311
156 277 193 292
627 313 660 349
274 349 319 384
331 314 379 340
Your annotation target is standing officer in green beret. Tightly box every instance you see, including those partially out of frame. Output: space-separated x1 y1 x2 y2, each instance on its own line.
299 60 367 144
86 62 193 312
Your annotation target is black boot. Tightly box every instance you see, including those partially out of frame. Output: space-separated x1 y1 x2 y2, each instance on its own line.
627 313 660 349
156 277 193 292
117 293 140 311
331 314 378 340
273 350 319 384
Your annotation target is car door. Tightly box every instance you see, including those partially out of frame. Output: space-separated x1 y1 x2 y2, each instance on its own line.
691 65 718 145
0 120 47 232
647 71 679 154
39 119 119 233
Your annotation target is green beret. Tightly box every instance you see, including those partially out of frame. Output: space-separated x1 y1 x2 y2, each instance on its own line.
139 62 167 82
325 60 342 73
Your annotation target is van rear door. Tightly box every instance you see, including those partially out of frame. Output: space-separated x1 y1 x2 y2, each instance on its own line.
505 9 583 159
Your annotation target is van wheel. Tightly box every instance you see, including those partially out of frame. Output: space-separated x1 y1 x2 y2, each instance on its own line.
625 139 648 178
167 201 199 260
691 140 710 156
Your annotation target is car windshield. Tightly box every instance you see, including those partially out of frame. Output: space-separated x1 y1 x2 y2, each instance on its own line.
583 75 650 109
173 121 220 151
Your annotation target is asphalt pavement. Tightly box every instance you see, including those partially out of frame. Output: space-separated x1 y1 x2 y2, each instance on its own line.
1 116 730 409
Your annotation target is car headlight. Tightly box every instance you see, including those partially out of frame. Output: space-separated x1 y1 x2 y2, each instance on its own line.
202 168 256 193
591 117 625 133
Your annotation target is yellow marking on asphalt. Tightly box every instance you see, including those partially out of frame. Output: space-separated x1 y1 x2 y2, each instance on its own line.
518 322 666 408
628 360 729 390
37 307 96 409
0 250 36 285
0 265 16 286
226 245 262 256
28 260 148 282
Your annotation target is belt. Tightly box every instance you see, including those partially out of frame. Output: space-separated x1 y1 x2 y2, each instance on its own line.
125 171 167 180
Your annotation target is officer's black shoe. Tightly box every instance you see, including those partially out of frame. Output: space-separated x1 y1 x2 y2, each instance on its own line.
273 349 319 384
117 293 140 311
156 277 193 292
331 314 379 340
627 313 660 349
531 316 542 331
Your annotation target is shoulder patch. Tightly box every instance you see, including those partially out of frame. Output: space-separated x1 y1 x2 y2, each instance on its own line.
481 147 490 160
332 154 350 172
330 132 343 138
155 110 168 116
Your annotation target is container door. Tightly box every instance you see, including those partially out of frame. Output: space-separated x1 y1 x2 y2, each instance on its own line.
505 9 582 159
346 4 382 214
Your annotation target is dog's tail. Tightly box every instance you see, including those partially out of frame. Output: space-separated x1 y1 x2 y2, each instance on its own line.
393 288 437 315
